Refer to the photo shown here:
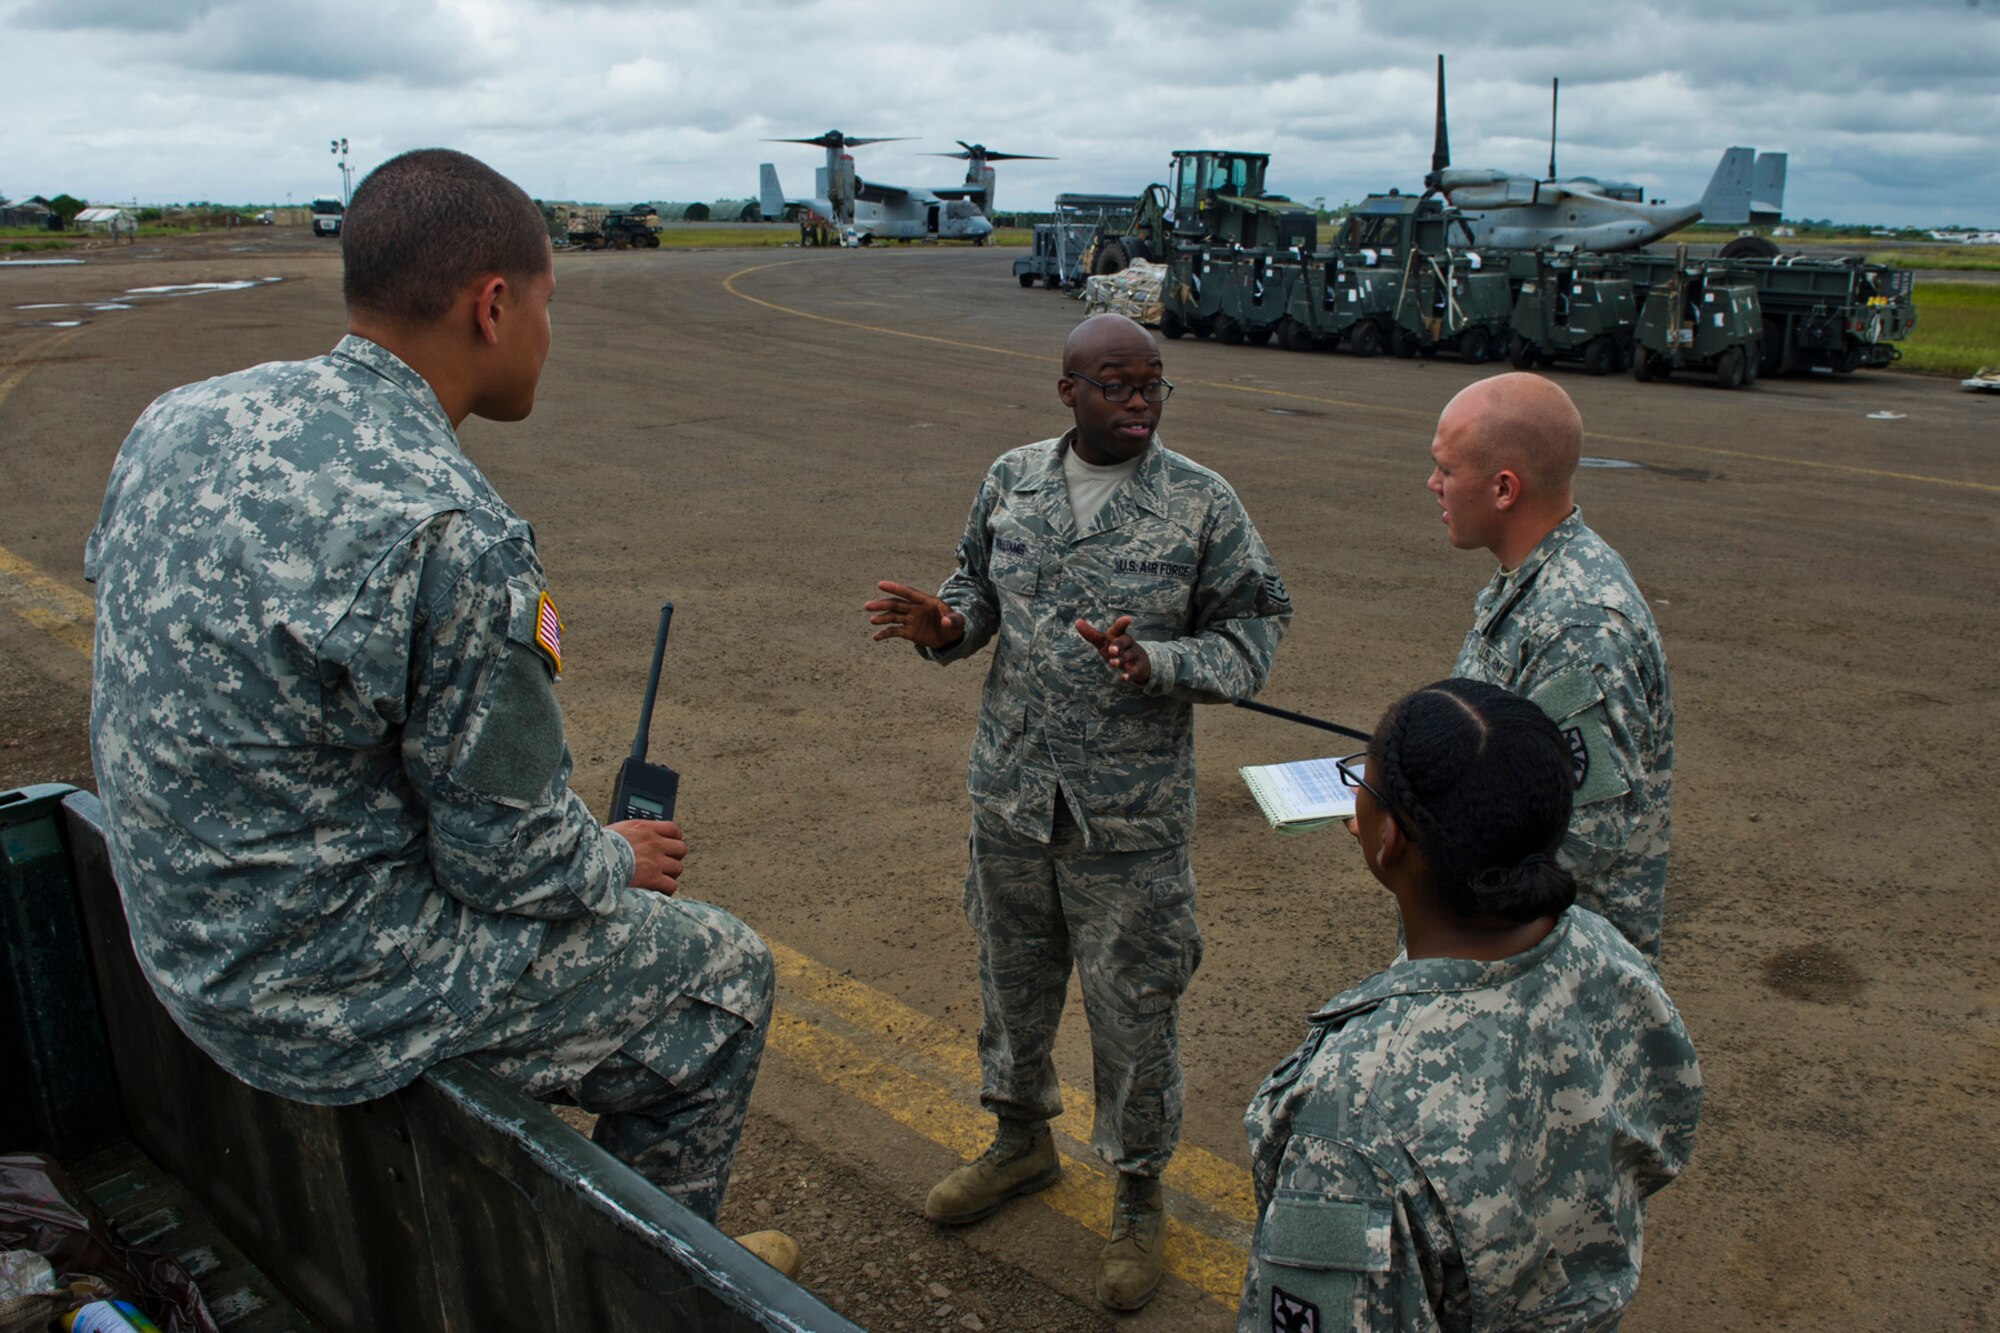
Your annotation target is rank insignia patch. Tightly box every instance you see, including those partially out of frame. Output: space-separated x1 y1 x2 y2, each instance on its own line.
1271 1287 1320 1333
534 591 564 674
1564 725 1589 789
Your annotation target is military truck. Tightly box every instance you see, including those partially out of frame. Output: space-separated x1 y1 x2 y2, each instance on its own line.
1014 193 1139 290
1630 258 1763 388
1506 253 1639 374
590 205 663 250
310 198 344 238
1 782 859 1333
1085 150 1315 276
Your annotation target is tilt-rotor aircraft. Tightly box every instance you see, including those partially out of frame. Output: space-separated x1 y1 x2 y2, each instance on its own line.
1423 55 1787 254
926 140 1055 221
758 130 995 245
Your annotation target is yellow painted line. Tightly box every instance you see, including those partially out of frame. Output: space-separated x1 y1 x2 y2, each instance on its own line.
722 262 1053 365
1583 431 2000 495
768 1007 1247 1306
0 543 95 657
720 263 2000 496
770 940 1257 1222
0 327 87 412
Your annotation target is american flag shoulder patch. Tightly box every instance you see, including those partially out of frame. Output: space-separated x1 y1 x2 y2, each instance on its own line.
534 591 564 673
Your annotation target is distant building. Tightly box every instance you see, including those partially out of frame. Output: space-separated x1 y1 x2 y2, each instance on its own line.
0 195 59 229
74 206 138 239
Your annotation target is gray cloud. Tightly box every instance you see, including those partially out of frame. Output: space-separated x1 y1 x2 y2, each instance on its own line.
0 0 1994 224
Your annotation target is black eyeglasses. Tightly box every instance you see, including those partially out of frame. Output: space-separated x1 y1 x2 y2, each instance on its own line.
1068 371 1174 405
1335 751 1412 838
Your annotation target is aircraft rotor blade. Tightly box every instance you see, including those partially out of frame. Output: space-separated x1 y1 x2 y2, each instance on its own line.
764 132 912 150
925 150 1054 162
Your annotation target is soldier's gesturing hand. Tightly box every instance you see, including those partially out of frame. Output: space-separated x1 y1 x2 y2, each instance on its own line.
866 580 966 650
610 819 688 896
1075 615 1151 685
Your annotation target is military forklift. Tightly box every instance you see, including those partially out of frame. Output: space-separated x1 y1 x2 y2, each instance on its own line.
1631 253 1762 388
1089 149 1315 277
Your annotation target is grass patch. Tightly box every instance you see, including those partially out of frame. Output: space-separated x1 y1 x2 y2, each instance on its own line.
4 238 76 254
1864 247 2000 272
1896 283 2000 377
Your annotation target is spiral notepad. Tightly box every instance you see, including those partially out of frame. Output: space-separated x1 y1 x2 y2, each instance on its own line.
1239 757 1359 834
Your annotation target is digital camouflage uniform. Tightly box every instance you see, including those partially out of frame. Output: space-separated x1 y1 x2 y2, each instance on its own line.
1453 509 1673 960
1239 909 1701 1332
84 335 771 1219
923 430 1290 1176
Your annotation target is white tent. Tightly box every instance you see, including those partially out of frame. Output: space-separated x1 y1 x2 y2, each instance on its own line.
73 206 137 237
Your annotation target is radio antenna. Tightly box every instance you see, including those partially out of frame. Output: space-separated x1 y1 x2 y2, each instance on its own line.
631 601 673 763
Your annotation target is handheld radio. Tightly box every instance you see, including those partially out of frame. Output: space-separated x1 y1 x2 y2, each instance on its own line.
609 601 681 823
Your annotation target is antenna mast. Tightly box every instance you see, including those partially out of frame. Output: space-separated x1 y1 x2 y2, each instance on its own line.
1548 78 1559 181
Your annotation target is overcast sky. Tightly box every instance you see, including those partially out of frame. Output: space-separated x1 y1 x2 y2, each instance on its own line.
5 0 1998 226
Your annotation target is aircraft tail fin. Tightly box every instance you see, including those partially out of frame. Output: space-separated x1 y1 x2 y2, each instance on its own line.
1750 152 1787 224
1697 147 1757 225
759 164 786 220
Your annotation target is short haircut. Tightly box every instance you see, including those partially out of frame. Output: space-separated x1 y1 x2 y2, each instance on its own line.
1369 678 1578 924
342 149 550 324
1471 374 1583 495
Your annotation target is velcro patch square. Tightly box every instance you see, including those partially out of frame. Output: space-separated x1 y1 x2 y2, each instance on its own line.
534 591 564 673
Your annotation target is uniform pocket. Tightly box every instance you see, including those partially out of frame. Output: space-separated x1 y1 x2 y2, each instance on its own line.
1133 863 1201 1013
992 553 1040 597
1256 1193 1393 1332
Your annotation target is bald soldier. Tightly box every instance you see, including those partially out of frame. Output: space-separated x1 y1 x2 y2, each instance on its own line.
1427 372 1674 960
866 314 1291 1311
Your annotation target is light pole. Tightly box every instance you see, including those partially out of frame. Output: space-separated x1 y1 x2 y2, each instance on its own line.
330 138 353 205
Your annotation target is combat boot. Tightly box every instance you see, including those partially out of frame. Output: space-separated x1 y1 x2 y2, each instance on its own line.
923 1119 1061 1225
733 1229 803 1280
1095 1172 1165 1311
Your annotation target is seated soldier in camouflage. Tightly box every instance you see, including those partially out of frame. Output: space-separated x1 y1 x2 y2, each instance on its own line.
1240 679 1701 1331
84 149 795 1275
865 313 1291 1311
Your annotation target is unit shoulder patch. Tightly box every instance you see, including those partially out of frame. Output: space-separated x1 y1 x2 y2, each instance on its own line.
1271 1286 1320 1333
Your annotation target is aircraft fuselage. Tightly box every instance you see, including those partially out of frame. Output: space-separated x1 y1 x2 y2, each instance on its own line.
1457 198 1701 254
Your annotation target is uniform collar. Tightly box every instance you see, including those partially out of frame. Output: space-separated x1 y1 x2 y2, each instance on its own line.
1477 507 1585 631
1506 507 1585 587
1014 429 1173 529
329 334 455 436
1306 913 1573 1024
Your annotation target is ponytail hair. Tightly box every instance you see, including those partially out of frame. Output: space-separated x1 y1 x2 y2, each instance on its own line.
1369 678 1577 923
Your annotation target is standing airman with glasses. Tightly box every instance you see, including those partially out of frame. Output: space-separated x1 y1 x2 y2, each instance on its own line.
865 313 1291 1311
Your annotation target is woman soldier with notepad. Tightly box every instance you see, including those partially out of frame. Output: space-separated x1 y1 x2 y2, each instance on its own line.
1238 678 1703 1331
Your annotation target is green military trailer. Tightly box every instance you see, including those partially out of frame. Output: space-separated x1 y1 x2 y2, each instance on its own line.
1506 255 1639 374
1162 246 1306 345
1618 251 1914 376
1631 258 1763 389
1318 193 1511 361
